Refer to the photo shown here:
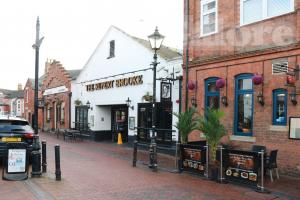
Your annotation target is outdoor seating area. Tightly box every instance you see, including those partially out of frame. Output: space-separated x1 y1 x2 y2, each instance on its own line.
54 128 93 142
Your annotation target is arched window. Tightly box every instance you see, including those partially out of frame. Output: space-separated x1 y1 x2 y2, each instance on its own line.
272 89 287 126
205 77 220 109
234 74 253 136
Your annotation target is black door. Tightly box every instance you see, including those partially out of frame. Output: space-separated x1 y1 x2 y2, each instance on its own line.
75 106 89 131
111 106 128 143
137 102 173 145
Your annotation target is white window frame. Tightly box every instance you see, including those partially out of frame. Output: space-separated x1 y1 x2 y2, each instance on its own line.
240 0 295 26
200 0 218 37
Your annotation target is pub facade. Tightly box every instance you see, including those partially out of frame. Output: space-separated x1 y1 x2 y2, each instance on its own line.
71 26 182 145
184 0 300 176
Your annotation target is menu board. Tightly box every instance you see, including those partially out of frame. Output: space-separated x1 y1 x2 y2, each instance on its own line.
223 149 260 186
181 144 206 175
8 149 26 173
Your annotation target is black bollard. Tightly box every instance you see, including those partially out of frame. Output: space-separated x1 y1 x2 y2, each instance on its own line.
176 142 182 172
42 141 47 173
152 142 157 172
55 145 61 181
133 140 138 167
31 151 42 177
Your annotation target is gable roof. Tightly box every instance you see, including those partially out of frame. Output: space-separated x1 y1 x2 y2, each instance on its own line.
112 26 182 60
0 89 23 99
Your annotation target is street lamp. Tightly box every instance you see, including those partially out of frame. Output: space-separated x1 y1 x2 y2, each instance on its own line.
31 16 44 177
148 27 164 172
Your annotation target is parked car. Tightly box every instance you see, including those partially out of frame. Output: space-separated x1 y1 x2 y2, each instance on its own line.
0 116 36 159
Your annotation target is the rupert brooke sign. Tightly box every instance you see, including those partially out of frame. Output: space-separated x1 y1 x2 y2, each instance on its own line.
86 75 143 92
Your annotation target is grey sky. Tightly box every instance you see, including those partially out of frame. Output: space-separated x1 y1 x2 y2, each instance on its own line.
0 0 183 90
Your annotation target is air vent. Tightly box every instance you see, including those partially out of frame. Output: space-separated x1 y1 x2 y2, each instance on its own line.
272 62 288 74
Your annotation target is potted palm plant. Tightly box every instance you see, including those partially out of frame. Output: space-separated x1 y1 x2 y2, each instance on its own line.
173 107 198 144
197 108 227 180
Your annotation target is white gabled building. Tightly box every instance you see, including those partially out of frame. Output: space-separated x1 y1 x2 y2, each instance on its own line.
71 26 182 145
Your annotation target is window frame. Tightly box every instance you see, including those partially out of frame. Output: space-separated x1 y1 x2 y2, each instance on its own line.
205 77 220 109
240 0 295 26
272 89 287 126
108 40 115 59
234 74 254 137
200 0 218 37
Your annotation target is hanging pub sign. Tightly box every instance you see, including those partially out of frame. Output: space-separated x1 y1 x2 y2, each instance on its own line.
160 82 171 102
181 144 206 175
223 149 260 186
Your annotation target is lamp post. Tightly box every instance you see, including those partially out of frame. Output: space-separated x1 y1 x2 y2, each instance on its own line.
148 27 164 172
31 16 44 177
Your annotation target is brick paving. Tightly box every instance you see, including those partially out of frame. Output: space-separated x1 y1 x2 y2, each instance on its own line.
0 132 299 200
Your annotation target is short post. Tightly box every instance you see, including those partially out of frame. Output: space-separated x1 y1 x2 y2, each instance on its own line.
55 145 61 181
256 150 270 193
133 140 138 167
148 129 157 172
205 145 209 178
31 135 42 177
42 141 47 173
176 142 182 172
218 146 227 183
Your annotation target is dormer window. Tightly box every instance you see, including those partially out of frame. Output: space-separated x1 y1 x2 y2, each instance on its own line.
108 40 115 59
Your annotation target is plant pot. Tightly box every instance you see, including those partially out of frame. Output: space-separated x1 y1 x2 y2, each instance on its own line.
210 167 219 181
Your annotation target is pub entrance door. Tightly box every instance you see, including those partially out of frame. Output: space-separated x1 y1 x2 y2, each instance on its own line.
111 105 128 143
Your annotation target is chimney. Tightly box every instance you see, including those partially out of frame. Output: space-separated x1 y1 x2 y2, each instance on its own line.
18 83 22 91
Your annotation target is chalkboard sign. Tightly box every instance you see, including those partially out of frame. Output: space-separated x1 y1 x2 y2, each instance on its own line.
223 149 260 186
2 142 29 181
181 144 206 175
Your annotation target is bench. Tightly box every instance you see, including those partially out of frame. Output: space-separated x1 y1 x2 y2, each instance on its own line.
74 129 93 141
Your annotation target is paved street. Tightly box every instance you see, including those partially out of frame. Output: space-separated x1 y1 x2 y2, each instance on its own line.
0 132 299 200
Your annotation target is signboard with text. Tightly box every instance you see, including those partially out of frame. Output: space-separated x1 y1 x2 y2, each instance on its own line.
181 144 206 175
7 149 26 173
223 149 260 186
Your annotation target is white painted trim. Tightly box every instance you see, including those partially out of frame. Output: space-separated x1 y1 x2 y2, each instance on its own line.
230 135 256 142
240 0 295 26
269 125 288 132
200 0 218 37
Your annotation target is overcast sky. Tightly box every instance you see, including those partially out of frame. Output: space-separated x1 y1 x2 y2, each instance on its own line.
0 0 183 90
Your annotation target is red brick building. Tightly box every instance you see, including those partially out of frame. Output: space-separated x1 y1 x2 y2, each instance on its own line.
41 60 80 132
184 0 300 175
24 78 43 128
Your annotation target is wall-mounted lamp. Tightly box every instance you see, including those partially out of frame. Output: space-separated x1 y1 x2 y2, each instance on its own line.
86 100 93 110
257 92 265 106
290 93 297 105
126 97 134 110
191 96 197 107
221 96 228 107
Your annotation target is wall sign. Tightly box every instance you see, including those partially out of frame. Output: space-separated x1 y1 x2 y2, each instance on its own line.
289 117 300 139
86 75 143 92
43 85 68 96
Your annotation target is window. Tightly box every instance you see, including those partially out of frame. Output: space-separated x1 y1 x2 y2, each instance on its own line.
47 105 51 121
273 89 287 125
234 74 253 136
61 102 65 123
108 40 115 58
241 0 294 25
205 77 220 109
201 0 218 36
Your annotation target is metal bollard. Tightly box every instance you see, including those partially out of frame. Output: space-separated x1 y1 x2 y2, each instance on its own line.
152 142 157 172
176 142 182 172
42 141 47 173
256 150 270 193
55 145 61 181
205 145 209 178
31 151 42 177
133 140 137 167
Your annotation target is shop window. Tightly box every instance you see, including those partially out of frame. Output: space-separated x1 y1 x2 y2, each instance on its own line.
205 77 220 109
234 74 253 136
201 0 218 36
108 40 115 59
240 0 294 25
272 89 287 125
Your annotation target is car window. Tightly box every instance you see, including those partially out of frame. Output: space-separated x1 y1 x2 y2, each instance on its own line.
0 120 33 132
